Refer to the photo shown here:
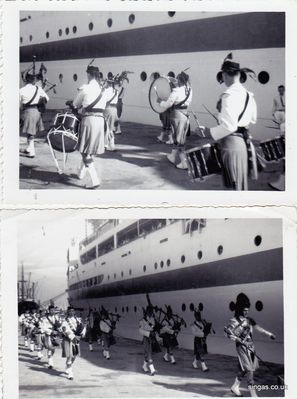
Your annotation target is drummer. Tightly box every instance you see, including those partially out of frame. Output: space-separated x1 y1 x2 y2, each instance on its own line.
104 72 122 151
198 54 257 190
157 72 175 144
19 73 49 158
157 71 193 169
71 65 113 189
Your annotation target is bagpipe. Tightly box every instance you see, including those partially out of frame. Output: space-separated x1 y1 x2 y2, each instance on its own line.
21 56 57 113
101 306 121 346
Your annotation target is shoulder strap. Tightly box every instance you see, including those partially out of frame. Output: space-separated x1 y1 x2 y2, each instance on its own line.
175 87 191 108
238 92 250 122
25 86 38 106
85 88 105 111
107 89 118 105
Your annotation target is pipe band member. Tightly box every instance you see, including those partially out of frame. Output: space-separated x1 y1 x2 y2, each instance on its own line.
157 73 176 144
139 305 158 376
191 309 209 372
40 305 61 369
224 293 276 398
72 65 114 189
104 73 122 151
160 306 178 364
99 308 115 360
26 309 39 353
199 53 257 190
158 71 193 169
19 310 31 347
34 308 48 360
60 306 86 380
19 73 49 158
272 85 285 132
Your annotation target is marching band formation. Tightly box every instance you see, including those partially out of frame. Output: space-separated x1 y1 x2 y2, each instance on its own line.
19 53 285 191
19 293 276 397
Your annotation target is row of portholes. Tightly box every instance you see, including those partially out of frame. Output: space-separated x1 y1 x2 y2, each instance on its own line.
56 69 270 86
105 235 262 279
20 13 177 43
112 299 264 315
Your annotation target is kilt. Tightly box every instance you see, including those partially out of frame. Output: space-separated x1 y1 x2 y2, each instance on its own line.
21 108 44 136
194 337 206 355
236 343 259 372
219 135 248 190
78 114 105 155
162 333 178 349
35 333 46 350
170 109 189 145
61 338 80 358
104 105 118 133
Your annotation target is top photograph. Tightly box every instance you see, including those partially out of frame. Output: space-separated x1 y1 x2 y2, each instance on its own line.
19 11 285 192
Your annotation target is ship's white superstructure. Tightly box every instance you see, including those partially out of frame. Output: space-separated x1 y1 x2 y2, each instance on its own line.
20 11 285 140
67 219 283 364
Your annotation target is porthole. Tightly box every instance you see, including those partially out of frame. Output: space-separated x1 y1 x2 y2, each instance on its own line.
181 255 185 263
181 303 186 312
134 306 137 312
197 250 203 260
152 72 160 80
122 306 125 313
107 275 110 280
20 37 23 43
254 235 262 246
65 27 69 35
115 307 118 313
168 71 175 78
73 26 77 34
29 35 33 42
160 261 164 268
190 303 195 312
258 71 270 84
107 72 113 80
217 245 223 255
89 22 94 31
73 74 78 82
255 300 263 311
129 14 135 24
168 11 176 17
114 273 116 279
229 301 236 311
140 72 147 81
46 32 49 39
143 265 147 272
129 269 132 276
154 262 158 270
59 73 63 83
58 29 62 37
126 306 129 313
166 259 171 267
198 302 204 311
121 271 124 277
107 18 113 28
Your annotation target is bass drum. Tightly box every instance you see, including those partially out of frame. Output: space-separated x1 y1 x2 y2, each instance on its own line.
149 76 172 114
47 112 80 153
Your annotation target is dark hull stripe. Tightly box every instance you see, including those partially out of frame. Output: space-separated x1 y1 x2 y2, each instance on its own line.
20 12 285 62
69 248 283 300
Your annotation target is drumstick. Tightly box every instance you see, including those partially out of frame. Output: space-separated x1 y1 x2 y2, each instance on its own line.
189 109 205 137
153 86 159 98
202 104 219 124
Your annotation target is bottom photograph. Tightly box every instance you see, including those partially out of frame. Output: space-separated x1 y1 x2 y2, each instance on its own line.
17 218 284 398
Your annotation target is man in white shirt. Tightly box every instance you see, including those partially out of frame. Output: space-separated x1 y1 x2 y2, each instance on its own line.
72 65 113 189
20 73 49 157
158 71 193 169
199 54 257 190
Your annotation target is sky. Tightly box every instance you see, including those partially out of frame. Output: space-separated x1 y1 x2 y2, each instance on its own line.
17 213 89 303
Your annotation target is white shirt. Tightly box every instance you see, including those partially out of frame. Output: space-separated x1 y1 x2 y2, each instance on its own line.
73 79 114 109
100 319 112 334
19 83 49 106
160 85 193 110
272 94 285 113
210 82 257 141
105 86 119 105
139 316 155 338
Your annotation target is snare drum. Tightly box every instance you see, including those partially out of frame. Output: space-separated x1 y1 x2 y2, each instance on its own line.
47 112 80 153
186 144 222 180
260 136 285 162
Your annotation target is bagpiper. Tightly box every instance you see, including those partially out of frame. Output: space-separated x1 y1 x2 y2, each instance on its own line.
60 306 86 380
191 309 209 372
160 306 178 364
99 308 117 360
39 305 62 368
224 293 276 397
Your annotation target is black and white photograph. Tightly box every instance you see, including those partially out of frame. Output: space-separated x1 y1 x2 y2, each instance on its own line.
18 10 286 192
11 214 287 398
